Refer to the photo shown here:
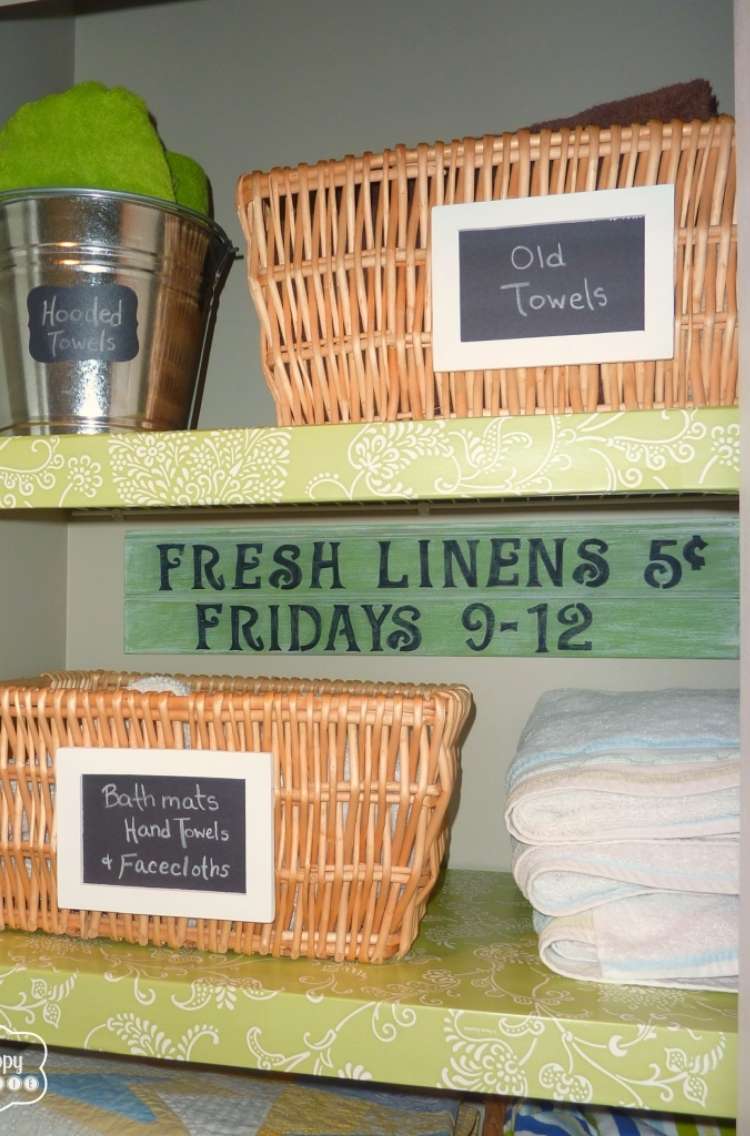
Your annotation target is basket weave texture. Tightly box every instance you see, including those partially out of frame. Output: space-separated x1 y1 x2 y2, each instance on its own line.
237 116 736 425
0 671 471 962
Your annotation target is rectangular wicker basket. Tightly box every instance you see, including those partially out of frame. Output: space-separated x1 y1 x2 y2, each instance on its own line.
0 670 472 962
236 116 736 424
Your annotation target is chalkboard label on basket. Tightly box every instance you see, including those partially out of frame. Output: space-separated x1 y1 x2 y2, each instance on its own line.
27 284 139 364
56 747 275 923
459 217 645 341
431 184 674 371
81 774 247 893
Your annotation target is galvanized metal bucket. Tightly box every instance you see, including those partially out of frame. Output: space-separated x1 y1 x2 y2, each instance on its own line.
0 188 235 434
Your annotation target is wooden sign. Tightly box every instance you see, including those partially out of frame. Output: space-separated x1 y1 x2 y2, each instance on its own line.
431 185 674 371
56 747 274 922
124 516 738 659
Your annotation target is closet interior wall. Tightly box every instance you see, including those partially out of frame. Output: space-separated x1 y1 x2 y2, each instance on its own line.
0 4 74 680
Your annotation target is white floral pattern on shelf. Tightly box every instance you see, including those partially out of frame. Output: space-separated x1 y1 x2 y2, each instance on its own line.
539 1063 594 1104
701 421 741 483
0 971 78 1033
171 977 280 1012
437 417 573 498
85 1013 220 1061
440 1011 538 1097
337 1062 373 1080
305 409 730 501
306 422 455 499
437 995 731 1112
0 409 738 508
61 453 104 503
551 410 709 492
0 872 736 1119
0 437 65 507
109 429 293 506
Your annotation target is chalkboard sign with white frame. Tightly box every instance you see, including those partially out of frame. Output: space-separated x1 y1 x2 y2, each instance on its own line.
431 185 674 371
56 747 274 923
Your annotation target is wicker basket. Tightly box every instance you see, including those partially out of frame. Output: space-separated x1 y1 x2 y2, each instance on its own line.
236 116 736 424
0 670 471 961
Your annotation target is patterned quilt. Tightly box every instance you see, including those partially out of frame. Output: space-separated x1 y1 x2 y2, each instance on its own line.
2 1046 481 1135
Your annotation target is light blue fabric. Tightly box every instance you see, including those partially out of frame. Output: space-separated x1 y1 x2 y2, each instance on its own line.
5 1046 472 1135
508 689 739 993
505 1099 734 1134
44 1073 161 1121
507 689 739 790
512 835 739 918
536 891 738 991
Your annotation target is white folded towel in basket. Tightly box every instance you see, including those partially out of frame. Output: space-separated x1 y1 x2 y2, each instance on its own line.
128 674 192 746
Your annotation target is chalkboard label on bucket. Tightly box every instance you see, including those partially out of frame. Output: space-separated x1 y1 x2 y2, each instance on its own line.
27 283 139 364
432 184 674 371
56 747 275 923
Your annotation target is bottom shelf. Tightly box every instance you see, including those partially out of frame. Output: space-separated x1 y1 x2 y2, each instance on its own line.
0 871 736 1119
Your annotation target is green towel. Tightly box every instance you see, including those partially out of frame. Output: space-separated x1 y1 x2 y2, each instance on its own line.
0 81 212 216
0 81 175 201
167 149 211 215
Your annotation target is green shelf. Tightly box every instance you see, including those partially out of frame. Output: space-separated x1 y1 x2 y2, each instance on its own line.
0 407 738 510
0 870 736 1118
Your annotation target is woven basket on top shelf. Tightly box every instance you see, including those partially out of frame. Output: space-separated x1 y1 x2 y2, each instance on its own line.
236 116 736 424
0 670 471 962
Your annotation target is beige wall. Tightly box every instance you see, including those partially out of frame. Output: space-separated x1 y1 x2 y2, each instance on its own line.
74 0 735 429
0 5 73 120
65 507 739 871
0 5 74 677
0 514 67 679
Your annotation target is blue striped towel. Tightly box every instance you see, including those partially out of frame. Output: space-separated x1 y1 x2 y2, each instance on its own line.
505 1099 734 1134
508 688 739 789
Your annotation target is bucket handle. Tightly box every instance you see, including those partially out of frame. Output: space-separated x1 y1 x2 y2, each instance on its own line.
188 245 239 431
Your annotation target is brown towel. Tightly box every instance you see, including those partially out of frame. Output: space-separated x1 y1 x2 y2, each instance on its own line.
525 78 719 132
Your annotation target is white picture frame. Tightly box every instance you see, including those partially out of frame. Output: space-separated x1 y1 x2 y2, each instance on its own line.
431 184 675 371
56 746 275 923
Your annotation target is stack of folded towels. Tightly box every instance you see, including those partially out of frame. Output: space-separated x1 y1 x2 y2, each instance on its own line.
505 688 739 991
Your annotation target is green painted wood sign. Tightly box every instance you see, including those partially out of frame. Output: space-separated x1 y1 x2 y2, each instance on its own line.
124 516 738 658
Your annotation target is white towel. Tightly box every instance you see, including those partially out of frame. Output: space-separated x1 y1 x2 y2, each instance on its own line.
128 675 192 697
505 688 739 843
127 674 193 746
512 835 739 916
536 892 738 991
505 758 739 843
508 688 739 790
